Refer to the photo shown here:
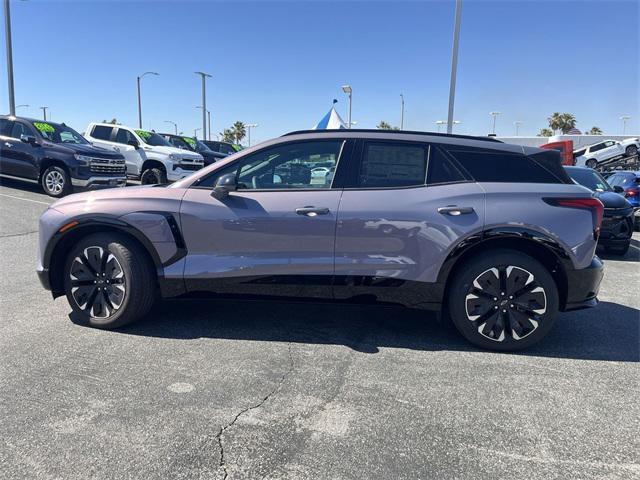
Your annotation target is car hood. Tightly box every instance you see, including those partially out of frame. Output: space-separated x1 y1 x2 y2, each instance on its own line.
594 191 631 209
49 185 187 218
43 142 124 159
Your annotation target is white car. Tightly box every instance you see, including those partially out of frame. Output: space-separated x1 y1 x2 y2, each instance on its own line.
574 138 639 169
85 123 204 184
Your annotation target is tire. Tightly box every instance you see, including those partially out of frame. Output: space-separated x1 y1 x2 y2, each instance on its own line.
41 165 72 197
63 233 157 329
585 159 598 169
605 243 630 256
625 145 638 157
140 167 167 185
447 250 559 351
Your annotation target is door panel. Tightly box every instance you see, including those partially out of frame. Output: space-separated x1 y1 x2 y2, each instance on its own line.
180 188 342 297
334 183 485 289
1 138 39 179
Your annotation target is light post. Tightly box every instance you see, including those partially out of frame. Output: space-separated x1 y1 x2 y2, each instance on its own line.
446 0 462 134
400 94 405 130
435 120 446 133
196 106 212 140
164 120 178 135
40 106 49 120
514 121 523 136
136 71 159 128
341 85 352 129
16 103 28 111
194 128 201 138
4 0 16 115
620 115 630 135
195 72 212 141
489 111 501 134
245 123 258 147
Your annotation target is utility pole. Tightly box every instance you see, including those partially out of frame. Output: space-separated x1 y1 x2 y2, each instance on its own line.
136 71 159 128
195 72 212 142
620 115 630 135
400 94 405 130
4 0 15 115
245 124 258 147
40 106 49 120
446 0 462 134
489 111 501 134
164 120 178 135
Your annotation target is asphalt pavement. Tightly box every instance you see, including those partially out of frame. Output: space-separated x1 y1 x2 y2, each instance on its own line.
1 177 638 480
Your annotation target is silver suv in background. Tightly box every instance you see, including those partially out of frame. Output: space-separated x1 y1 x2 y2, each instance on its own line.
37 130 604 351
85 123 204 184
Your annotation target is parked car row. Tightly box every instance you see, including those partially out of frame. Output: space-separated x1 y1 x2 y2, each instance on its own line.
0 115 242 197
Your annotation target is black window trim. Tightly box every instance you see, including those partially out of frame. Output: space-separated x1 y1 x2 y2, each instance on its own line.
190 138 350 192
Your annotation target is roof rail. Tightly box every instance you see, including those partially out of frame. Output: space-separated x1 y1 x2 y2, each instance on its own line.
282 128 503 143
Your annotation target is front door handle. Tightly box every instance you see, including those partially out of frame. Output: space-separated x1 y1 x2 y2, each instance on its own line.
296 206 330 217
4 142 12 147
437 206 475 216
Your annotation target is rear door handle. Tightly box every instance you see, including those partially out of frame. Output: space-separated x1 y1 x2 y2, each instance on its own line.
437 206 475 216
296 206 330 217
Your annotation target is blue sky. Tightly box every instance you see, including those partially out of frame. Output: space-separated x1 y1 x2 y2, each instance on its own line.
2 0 638 143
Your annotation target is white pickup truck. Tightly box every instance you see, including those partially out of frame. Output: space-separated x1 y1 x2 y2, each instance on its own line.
574 138 640 169
85 122 204 184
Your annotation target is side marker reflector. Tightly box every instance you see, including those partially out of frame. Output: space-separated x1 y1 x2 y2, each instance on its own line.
59 221 79 233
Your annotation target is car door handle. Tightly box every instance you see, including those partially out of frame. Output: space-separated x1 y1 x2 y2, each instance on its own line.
4 142 12 147
437 206 475 216
296 206 330 217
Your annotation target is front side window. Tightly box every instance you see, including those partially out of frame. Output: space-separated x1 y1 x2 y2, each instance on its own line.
358 142 427 188
196 140 343 189
115 128 136 145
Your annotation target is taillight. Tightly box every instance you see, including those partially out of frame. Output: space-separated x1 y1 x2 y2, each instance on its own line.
624 187 639 197
543 197 604 239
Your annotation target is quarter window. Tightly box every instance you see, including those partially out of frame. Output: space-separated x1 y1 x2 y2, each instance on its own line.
426 146 466 184
358 142 427 188
91 125 114 141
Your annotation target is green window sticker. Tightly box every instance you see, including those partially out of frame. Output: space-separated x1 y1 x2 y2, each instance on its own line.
182 137 196 148
33 122 55 133
135 129 152 140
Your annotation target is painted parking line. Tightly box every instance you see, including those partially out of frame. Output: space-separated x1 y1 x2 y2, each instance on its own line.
0 192 52 206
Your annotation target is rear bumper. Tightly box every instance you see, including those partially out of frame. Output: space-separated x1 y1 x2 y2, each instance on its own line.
562 256 604 311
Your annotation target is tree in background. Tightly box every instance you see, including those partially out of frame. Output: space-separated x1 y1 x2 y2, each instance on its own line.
220 128 235 143
232 121 247 144
547 112 577 134
538 128 553 137
377 121 399 130
587 127 603 135
101 118 119 125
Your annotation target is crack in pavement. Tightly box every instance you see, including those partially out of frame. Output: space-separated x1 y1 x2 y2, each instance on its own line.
0 230 38 239
215 343 295 480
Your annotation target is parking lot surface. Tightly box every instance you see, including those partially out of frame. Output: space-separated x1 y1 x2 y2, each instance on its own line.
1 178 639 480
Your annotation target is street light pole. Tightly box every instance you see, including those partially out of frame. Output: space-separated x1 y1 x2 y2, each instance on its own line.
245 124 258 147
207 110 211 141
489 111 501 134
136 71 159 129
620 115 630 135
4 0 15 115
446 0 462 134
195 72 212 142
400 94 405 130
40 106 48 121
342 85 352 129
514 121 523 136
164 120 178 135
194 128 201 138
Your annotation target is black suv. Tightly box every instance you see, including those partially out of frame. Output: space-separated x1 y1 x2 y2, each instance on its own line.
202 140 238 156
0 116 126 197
160 133 226 165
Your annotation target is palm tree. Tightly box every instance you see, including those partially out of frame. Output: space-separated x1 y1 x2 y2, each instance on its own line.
559 113 577 134
377 121 398 130
548 112 563 134
220 128 235 143
232 121 247 145
587 126 603 135
538 128 553 137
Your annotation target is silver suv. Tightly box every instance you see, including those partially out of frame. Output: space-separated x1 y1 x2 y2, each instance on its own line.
37 130 604 351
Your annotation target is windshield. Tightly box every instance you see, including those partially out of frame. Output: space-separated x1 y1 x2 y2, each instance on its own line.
135 129 171 147
31 121 88 145
567 168 613 192
195 140 213 153
607 173 638 187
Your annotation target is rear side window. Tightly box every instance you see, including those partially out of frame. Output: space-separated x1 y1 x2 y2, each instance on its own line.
0 118 11 136
426 146 466 185
446 148 562 183
10 122 33 139
358 142 427 188
91 125 113 141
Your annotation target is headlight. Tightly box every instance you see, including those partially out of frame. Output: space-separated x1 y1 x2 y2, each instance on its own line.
74 154 92 165
169 153 181 161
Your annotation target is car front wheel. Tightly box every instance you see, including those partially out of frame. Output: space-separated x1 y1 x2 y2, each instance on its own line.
448 250 559 351
625 145 638 157
41 165 71 197
585 159 598 169
63 233 157 329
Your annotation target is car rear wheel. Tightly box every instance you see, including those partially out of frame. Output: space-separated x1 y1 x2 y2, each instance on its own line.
448 250 559 351
625 145 638 157
41 165 71 197
585 159 598 169
63 233 157 329
140 167 167 185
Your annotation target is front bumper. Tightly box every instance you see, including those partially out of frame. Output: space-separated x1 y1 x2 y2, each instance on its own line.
37 267 51 290
71 176 127 188
598 211 634 247
562 256 604 311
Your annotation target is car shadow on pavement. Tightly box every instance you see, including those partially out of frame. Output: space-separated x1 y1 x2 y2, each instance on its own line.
597 239 640 263
0 176 43 194
92 298 639 363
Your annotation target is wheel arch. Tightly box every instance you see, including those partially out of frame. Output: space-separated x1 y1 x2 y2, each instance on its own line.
438 229 571 311
141 159 167 173
39 158 70 179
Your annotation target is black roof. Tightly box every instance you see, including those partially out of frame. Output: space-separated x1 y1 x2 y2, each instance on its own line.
282 128 503 143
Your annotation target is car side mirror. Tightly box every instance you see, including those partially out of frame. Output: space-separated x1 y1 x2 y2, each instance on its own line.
128 140 140 149
211 173 238 200
613 185 624 193
20 134 38 145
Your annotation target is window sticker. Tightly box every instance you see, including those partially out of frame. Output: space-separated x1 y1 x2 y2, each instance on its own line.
135 129 152 140
33 122 55 134
182 137 196 148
